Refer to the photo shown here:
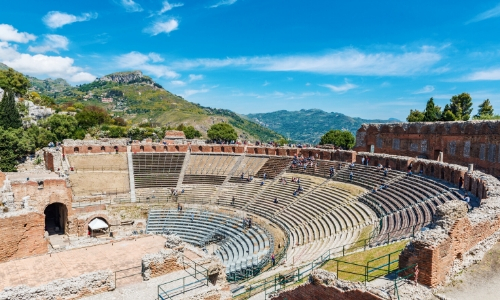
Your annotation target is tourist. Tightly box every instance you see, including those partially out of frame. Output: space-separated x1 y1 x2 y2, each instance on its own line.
362 157 365 165
383 168 388 177
261 181 265 186
349 171 353 182
232 196 235 205
248 218 252 228
459 176 464 190
419 169 423 176
372 186 377 193
274 197 278 204
191 214 194 222
241 172 244 179
271 253 275 266
263 173 267 180
408 163 413 172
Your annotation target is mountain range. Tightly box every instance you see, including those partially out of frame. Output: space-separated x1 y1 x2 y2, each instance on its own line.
1 62 398 143
246 109 398 143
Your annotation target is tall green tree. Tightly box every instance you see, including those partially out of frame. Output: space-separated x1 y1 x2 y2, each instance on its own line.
423 97 442 121
474 99 494 119
41 114 78 141
319 129 355 149
449 93 473 121
0 127 33 172
406 109 425 122
183 126 202 139
75 105 112 129
0 68 30 95
207 123 238 143
0 89 23 129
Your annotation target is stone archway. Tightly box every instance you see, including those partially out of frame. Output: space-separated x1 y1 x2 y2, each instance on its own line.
44 202 68 235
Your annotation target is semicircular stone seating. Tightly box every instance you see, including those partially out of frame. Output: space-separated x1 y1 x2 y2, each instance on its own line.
141 154 463 269
146 208 272 276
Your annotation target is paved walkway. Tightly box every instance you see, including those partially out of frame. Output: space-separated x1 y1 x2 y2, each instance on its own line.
0 235 166 290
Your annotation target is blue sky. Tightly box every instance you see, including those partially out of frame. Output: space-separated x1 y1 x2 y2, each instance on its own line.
1 1 500 120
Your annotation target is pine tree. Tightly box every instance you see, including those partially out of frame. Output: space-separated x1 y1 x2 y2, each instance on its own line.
474 99 494 119
449 93 473 121
0 89 23 129
423 97 442 121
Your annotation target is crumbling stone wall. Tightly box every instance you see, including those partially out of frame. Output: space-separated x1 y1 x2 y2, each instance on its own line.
43 151 54 172
0 270 115 299
354 120 500 176
271 270 384 300
0 212 47 262
399 170 500 287
10 179 73 215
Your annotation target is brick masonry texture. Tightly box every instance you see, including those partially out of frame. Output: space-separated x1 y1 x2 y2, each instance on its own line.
0 212 47 262
354 120 500 176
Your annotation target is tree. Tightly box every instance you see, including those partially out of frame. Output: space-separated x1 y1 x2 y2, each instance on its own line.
449 93 473 121
0 68 30 95
319 129 355 149
75 106 112 129
474 99 494 119
207 123 238 143
406 109 425 122
41 114 78 141
0 127 33 172
0 89 23 129
423 97 442 121
183 126 202 139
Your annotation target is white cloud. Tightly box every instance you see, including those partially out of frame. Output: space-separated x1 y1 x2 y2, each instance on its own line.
172 47 443 76
170 80 186 86
263 81 270 86
116 51 179 78
148 52 164 62
183 88 209 97
467 3 500 24
144 19 179 35
305 82 310 86
413 85 435 94
320 79 358 93
159 1 183 14
0 41 95 83
380 81 391 87
28 35 68 53
464 68 500 81
43 11 97 29
210 0 237 8
119 0 143 12
188 74 204 82
0 24 36 43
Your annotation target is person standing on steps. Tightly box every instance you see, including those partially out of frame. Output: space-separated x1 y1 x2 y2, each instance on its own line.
349 171 353 182
459 176 464 190
271 253 275 266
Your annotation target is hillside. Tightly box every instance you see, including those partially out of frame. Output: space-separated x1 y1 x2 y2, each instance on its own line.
24 70 283 142
246 109 398 143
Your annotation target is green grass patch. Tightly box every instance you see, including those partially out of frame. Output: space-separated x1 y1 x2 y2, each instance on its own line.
321 240 408 282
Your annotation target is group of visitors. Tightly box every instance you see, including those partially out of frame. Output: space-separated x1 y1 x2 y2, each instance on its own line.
293 184 304 196
177 204 183 211
242 217 252 228
329 166 335 178
291 154 318 171
170 188 184 196
361 156 370 165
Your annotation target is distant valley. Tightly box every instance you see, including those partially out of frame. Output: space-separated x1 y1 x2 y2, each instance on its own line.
246 109 399 143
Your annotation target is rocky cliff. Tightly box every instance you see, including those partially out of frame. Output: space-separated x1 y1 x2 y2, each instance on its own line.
100 71 146 84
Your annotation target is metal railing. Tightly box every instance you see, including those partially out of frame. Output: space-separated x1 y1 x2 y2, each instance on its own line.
158 255 210 300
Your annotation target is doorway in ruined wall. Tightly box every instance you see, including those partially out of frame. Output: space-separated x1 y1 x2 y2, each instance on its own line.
44 203 68 235
434 150 442 160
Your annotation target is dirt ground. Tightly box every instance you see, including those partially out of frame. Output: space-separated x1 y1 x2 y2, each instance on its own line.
69 172 130 196
438 241 500 300
68 153 128 170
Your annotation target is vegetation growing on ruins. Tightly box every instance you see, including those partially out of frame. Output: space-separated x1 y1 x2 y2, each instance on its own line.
406 93 500 122
319 129 355 149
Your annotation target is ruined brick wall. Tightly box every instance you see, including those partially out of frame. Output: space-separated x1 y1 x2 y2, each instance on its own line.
399 170 500 287
0 212 47 262
10 179 73 214
0 171 5 187
354 120 500 176
44 151 55 172
272 284 383 300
